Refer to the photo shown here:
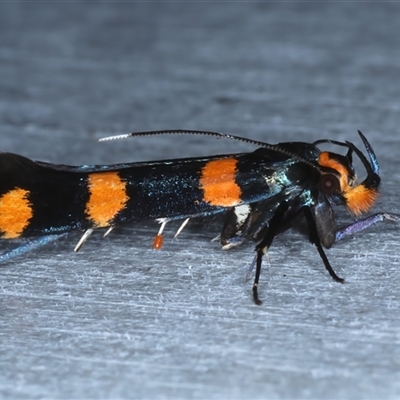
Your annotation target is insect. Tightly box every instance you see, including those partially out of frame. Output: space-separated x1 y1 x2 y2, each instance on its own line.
0 129 398 304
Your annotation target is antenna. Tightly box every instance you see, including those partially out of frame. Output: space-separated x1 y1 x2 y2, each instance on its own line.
99 129 270 147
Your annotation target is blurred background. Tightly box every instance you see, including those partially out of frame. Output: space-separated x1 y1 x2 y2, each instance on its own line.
1 3 400 399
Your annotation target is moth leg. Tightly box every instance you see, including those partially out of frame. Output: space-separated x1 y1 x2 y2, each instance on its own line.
153 218 170 250
174 218 190 239
220 205 252 250
74 228 94 252
335 213 400 242
303 207 344 283
103 226 114 237
253 202 289 305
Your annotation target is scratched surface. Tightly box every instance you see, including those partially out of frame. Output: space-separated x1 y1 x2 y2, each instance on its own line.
1 3 400 399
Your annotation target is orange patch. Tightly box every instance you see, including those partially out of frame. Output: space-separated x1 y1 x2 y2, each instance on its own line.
86 172 128 227
344 186 379 216
0 188 32 238
318 152 378 215
153 234 163 250
199 159 241 207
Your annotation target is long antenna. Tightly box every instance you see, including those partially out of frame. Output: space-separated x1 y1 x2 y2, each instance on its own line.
99 129 270 147
99 129 323 171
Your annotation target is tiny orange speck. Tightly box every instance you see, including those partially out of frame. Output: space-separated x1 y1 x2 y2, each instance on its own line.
153 234 163 250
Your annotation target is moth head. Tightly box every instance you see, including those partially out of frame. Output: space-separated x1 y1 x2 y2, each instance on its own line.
316 131 380 216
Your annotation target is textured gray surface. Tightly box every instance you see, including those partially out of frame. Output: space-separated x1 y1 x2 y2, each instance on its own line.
1 3 400 399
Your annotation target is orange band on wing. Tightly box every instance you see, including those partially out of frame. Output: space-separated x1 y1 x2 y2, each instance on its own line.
0 188 32 238
199 159 241 207
86 172 129 227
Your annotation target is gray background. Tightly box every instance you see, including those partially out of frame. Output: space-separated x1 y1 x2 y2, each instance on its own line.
1 2 400 399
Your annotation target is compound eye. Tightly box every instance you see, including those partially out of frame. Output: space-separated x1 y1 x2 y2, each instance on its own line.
320 173 341 195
